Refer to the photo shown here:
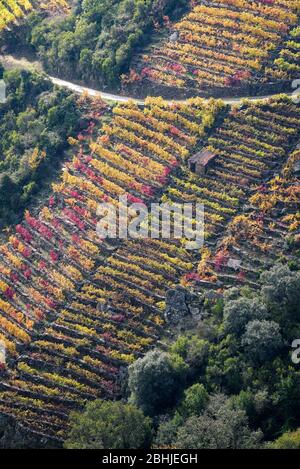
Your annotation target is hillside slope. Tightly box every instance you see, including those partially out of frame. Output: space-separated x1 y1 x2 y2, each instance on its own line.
129 0 300 98
0 94 299 445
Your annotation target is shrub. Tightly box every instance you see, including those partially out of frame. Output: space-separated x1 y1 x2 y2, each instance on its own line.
65 400 152 449
271 429 300 449
176 394 263 449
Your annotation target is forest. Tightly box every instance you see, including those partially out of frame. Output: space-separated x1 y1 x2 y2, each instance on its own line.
66 264 300 449
5 0 188 86
0 69 83 227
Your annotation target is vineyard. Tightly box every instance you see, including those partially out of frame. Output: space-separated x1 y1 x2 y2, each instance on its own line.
268 24 300 79
0 96 223 441
0 0 69 31
0 93 299 443
0 0 300 450
133 0 300 94
181 97 300 290
2 0 300 98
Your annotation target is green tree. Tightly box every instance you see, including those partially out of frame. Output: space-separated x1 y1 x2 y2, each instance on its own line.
128 350 188 416
176 394 263 449
154 412 183 448
65 400 152 449
261 264 300 323
179 383 209 417
241 320 283 364
170 335 209 372
205 335 242 394
223 297 268 336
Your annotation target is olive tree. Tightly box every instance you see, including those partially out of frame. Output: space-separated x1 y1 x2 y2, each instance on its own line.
128 350 187 416
261 264 300 322
223 297 268 336
176 394 262 449
64 400 152 449
241 320 283 364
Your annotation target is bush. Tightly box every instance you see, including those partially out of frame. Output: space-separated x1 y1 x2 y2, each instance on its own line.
65 400 152 449
271 429 300 449
170 335 209 370
179 383 209 417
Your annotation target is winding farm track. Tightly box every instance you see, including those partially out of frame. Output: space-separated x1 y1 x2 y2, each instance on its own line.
50 75 296 106
50 76 145 105
0 53 297 105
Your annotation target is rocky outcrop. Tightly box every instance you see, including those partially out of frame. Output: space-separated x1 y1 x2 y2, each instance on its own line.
164 287 204 324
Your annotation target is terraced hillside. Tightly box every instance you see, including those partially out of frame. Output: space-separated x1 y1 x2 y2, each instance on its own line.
132 0 300 96
0 97 223 442
0 0 69 31
0 94 299 444
181 97 300 290
268 23 300 79
0 0 32 31
205 148 300 287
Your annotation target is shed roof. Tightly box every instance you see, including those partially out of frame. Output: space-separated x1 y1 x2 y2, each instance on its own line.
188 149 217 166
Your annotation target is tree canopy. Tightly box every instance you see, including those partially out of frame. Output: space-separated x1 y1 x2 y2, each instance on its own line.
0 69 82 227
65 400 152 449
